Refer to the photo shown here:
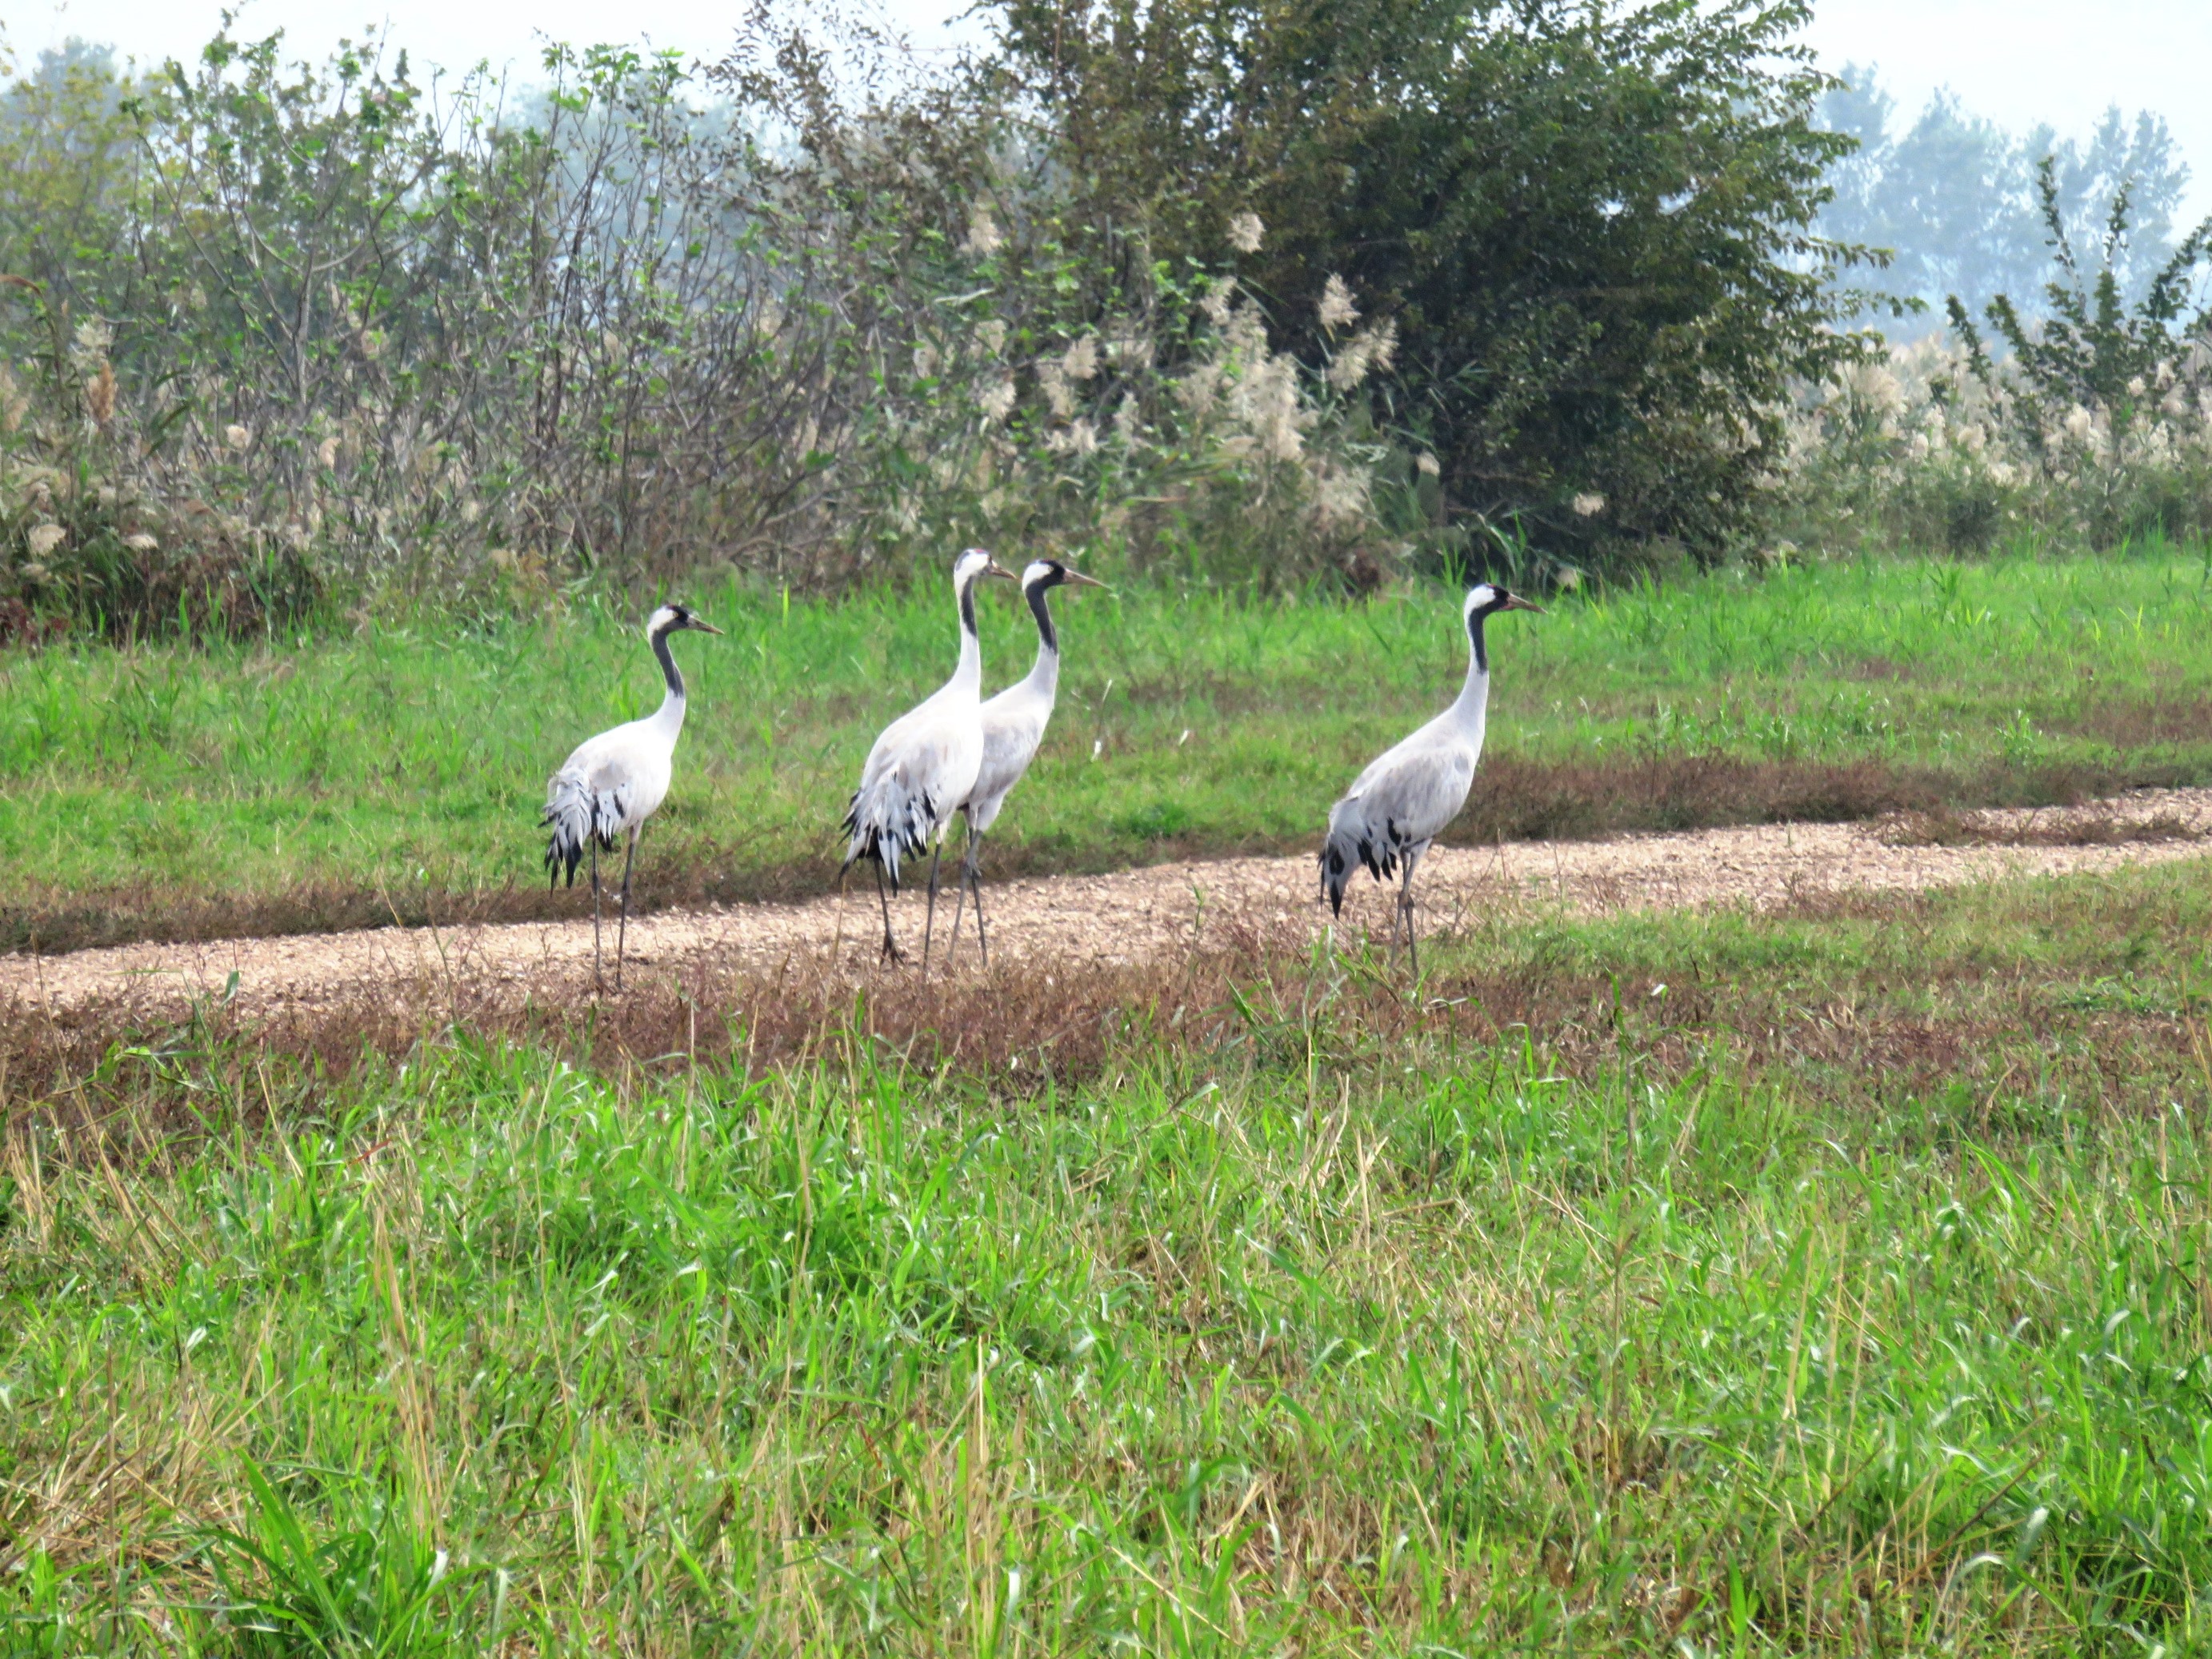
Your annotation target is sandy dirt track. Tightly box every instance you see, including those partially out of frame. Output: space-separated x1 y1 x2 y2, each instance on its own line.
5 788 2210 1020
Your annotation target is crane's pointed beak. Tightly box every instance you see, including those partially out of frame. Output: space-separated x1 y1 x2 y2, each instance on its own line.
1502 594 1545 614
688 618 726 635
1062 570 1110 592
984 558 1018 582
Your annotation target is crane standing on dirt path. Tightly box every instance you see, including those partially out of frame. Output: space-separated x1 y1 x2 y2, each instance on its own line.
1319 582 1542 972
842 547 1017 969
542 602 724 993
946 558 1109 969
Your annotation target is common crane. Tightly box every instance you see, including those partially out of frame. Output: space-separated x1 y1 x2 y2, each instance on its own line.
842 547 1015 969
542 602 723 992
1319 582 1542 971
946 558 1108 967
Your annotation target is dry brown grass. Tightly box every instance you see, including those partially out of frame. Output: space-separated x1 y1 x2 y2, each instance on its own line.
8 861 2206 1155
1878 804 2206 848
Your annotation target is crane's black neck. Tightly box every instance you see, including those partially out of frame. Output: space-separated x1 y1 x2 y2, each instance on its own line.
651 623 685 701
958 578 978 642
1466 605 1491 677
1026 578 1058 655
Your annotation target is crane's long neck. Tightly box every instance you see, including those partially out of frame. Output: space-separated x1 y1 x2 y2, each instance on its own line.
1448 606 1492 740
951 575 983 698
1019 580 1060 700
649 624 687 740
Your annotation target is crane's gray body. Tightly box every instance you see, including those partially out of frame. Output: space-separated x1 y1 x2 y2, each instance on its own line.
542 608 701 886
843 550 998 889
964 566 1073 834
1319 584 1533 921
540 602 721 991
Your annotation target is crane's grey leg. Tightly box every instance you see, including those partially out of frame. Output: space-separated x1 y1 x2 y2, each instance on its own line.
614 824 638 993
946 812 970 968
1399 842 1428 976
589 837 603 992
921 839 945 977
966 827 990 970
874 860 902 963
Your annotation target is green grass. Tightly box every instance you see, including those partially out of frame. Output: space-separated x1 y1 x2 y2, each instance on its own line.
3 546 2211 949
4 858 2212 1652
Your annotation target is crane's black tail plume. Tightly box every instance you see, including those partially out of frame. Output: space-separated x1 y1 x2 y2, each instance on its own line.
840 782 938 891
542 775 626 889
1319 807 1408 917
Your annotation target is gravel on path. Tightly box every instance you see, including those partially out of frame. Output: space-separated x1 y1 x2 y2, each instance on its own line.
6 789 2209 1021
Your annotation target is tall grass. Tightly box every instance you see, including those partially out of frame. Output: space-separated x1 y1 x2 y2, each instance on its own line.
2 546 2209 950
4 859 2211 1650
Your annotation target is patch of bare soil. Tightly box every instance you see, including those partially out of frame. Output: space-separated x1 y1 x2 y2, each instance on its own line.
4 788 2208 1024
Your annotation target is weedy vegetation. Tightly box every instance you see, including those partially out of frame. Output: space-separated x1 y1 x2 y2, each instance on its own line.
3 859 2212 1653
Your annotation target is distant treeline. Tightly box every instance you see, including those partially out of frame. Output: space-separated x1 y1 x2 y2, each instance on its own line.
1818 64 2194 326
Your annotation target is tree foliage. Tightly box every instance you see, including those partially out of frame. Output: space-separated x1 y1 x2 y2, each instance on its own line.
987 0 1874 563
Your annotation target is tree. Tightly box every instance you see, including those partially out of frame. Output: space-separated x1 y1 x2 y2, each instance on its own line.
1816 66 2191 324
984 0 1874 562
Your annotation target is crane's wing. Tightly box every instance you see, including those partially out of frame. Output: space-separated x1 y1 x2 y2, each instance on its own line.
969 686 1051 821
542 739 638 889
843 707 980 888
1319 736 1477 914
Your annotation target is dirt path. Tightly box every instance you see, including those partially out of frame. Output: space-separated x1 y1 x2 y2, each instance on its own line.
6 789 2210 1020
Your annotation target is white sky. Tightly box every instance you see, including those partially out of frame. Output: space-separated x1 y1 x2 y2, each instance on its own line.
8 0 2208 226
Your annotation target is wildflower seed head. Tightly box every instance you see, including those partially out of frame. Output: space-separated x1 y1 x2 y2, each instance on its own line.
1061 335 1098 383
26 522 66 558
225 423 252 453
1318 274 1358 333
123 532 158 552
978 378 1017 422
1571 492 1606 518
1416 451 1440 478
72 317 113 363
962 210 1004 258
84 360 117 427
1226 212 1264 254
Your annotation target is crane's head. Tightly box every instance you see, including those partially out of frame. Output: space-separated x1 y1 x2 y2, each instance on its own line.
1022 558 1110 594
649 602 724 638
1464 582 1543 621
954 547 1018 589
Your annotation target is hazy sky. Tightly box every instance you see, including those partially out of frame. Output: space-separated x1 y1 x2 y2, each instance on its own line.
9 0 2209 226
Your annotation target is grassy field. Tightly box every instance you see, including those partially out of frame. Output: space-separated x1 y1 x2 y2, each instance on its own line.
2 546 2210 951
3 854 2210 1652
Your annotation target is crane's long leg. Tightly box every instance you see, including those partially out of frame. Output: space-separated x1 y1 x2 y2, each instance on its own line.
946 813 970 968
921 840 945 978
874 861 902 963
944 818 990 972
589 837 603 992
967 828 990 970
614 824 638 993
1398 843 1427 977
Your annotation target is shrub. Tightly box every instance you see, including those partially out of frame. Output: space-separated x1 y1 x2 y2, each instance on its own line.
986 0 1882 567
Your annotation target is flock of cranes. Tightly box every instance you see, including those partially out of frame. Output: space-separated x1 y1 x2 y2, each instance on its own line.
543 551 1537 989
